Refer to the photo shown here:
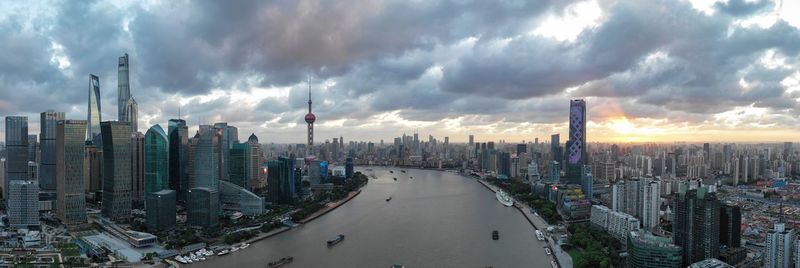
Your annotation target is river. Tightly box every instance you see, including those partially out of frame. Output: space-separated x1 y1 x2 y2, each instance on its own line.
190 167 553 268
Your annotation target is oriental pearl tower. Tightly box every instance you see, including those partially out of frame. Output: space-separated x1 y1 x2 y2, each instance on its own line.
304 80 316 158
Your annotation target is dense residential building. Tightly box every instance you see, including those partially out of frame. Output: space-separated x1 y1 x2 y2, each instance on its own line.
187 187 219 229
87 74 102 142
607 209 640 243
101 121 133 222
145 189 176 232
40 111 64 191
627 231 682 268
641 179 661 230
56 120 88 226
168 119 189 202
8 180 39 228
765 223 794 268
144 125 169 194
672 183 720 266
267 157 295 204
4 116 28 198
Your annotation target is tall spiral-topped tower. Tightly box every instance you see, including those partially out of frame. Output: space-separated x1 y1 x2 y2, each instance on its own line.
304 80 316 157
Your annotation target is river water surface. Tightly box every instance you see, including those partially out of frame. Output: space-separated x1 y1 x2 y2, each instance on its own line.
191 167 552 267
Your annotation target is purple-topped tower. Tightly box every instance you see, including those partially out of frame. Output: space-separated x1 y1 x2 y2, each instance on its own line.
304 80 316 156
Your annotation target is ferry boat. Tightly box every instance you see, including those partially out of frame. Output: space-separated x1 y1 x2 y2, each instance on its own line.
327 234 345 247
545 247 552 255
496 191 513 207
551 260 559 268
386 196 392 202
217 249 230 256
240 243 250 249
536 230 545 241
267 256 294 268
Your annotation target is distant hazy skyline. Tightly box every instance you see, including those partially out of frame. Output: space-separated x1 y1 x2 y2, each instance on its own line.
1 0 800 143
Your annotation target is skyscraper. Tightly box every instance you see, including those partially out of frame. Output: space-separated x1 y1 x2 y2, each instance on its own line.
144 125 169 194
567 99 587 184
168 119 189 202
84 142 102 195
304 80 316 156
4 116 28 198
118 53 131 121
146 189 176 232
8 180 39 228
267 157 295 204
56 120 88 226
40 111 64 191
581 165 593 199
230 142 249 189
641 179 661 230
195 127 220 190
124 97 138 133
765 223 794 268
27 135 38 163
101 121 132 222
551 134 561 165
87 74 102 141
213 123 230 183
187 187 219 229
672 182 720 266
131 132 145 202
246 133 262 192
719 203 741 248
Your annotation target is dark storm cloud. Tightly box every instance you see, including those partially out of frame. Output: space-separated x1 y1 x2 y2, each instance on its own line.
2 0 800 141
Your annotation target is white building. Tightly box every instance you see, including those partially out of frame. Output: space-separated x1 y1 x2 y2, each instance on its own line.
590 205 610 230
766 223 794 268
641 180 661 230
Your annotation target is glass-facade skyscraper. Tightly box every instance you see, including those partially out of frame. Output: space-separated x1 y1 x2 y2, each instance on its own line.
118 53 130 121
4 116 28 199
567 99 587 184
146 189 176 232
168 119 189 202
627 231 683 268
195 127 220 190
145 124 169 194
88 74 102 141
40 111 64 191
187 187 219 229
101 121 133 222
672 182 720 266
267 157 295 204
56 120 88 226
8 180 39 228
124 97 138 133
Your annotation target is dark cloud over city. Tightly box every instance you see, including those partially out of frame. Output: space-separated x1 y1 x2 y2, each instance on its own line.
1 0 799 142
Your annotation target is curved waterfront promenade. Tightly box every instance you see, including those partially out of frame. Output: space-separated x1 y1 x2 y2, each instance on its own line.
190 167 554 267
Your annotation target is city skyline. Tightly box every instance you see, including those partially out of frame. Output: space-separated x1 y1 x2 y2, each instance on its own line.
2 1 800 143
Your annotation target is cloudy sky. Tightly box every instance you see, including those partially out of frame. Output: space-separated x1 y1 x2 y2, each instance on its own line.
1 0 799 144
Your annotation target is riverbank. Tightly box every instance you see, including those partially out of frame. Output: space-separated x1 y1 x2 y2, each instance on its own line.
476 179 573 268
298 189 361 224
